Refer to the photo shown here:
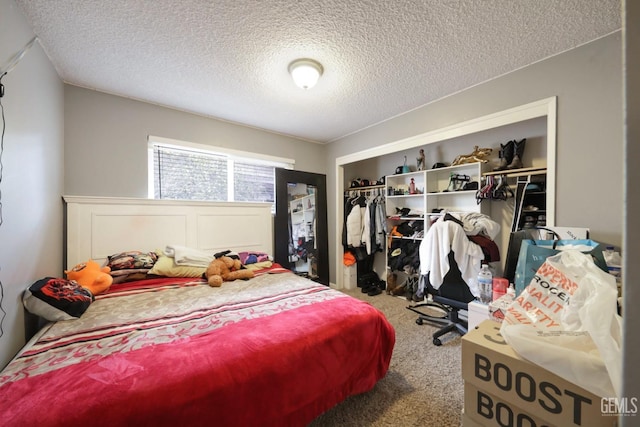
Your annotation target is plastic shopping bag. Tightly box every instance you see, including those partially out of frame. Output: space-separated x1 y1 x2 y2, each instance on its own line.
501 250 622 398
513 238 608 296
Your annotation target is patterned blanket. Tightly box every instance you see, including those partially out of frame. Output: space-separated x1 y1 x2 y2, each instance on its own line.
0 272 395 426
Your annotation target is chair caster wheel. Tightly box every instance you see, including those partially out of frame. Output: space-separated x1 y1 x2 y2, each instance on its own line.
416 318 424 325
433 338 442 346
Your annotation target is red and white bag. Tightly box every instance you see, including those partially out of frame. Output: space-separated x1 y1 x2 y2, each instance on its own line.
500 250 622 398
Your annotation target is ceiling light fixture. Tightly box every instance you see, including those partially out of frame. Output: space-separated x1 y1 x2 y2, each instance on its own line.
288 58 323 90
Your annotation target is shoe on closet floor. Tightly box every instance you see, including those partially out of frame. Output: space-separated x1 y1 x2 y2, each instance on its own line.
366 280 386 296
367 287 383 296
361 280 380 293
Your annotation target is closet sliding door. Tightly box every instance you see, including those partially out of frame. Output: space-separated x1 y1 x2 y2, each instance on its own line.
274 168 329 285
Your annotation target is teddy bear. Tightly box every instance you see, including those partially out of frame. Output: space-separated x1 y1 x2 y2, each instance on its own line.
65 259 113 296
205 255 254 287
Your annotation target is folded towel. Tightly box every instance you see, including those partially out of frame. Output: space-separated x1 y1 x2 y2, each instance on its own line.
164 245 213 267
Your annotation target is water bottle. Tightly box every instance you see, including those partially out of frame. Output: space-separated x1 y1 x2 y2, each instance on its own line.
478 264 493 304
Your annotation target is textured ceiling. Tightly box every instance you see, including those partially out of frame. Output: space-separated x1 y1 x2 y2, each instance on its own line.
15 0 620 143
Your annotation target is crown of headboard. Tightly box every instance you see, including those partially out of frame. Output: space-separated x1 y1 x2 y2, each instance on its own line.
63 196 273 270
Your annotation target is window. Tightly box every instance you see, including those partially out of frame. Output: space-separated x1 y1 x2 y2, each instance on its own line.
148 136 294 206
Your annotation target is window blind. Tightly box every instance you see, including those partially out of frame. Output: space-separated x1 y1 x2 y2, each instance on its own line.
153 144 277 204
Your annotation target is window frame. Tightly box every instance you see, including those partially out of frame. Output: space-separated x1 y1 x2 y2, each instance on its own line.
147 136 295 204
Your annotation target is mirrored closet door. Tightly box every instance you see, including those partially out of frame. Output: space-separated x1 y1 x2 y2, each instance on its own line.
274 168 329 285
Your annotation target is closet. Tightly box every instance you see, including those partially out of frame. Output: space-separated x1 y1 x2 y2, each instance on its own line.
335 97 556 288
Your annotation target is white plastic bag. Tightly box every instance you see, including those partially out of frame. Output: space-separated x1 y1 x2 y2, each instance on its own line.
500 249 622 398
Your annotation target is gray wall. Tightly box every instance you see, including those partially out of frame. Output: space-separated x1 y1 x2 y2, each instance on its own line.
622 0 639 420
64 86 326 197
0 0 65 368
327 32 623 286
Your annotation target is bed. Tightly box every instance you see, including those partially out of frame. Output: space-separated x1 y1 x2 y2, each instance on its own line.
0 196 395 426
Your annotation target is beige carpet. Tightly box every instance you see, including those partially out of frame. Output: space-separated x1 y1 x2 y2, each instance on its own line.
309 288 465 427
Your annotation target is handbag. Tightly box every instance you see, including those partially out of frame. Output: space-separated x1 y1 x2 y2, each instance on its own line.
503 227 559 285
513 236 608 296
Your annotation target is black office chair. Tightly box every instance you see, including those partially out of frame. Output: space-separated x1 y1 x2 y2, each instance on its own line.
407 251 477 346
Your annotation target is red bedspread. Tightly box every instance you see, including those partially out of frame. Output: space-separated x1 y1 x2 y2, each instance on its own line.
0 273 395 426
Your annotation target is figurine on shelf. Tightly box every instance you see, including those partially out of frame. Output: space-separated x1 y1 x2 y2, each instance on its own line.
416 149 426 171
451 146 493 166
409 178 416 194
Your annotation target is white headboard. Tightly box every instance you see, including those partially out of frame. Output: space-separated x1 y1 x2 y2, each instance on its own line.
64 196 274 270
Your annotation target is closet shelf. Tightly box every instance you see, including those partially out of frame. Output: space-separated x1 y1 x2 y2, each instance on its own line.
427 211 471 216
387 193 424 198
387 216 425 221
390 235 424 241
427 190 477 196
483 166 546 178
344 184 385 192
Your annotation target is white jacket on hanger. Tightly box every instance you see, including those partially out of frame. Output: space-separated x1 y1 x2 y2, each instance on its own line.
346 204 364 247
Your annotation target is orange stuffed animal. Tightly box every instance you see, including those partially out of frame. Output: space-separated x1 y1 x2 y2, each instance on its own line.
206 256 254 287
65 260 113 296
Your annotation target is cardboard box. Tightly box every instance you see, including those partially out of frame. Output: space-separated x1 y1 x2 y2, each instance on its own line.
461 411 484 427
465 381 557 427
546 226 589 240
462 320 618 427
468 300 490 330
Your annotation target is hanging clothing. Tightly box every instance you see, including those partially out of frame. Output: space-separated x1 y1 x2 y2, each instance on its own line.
363 194 384 255
344 195 366 248
375 196 387 249
469 235 500 262
343 189 387 259
346 203 364 247
418 215 484 297
368 196 377 254
362 198 372 254
341 196 354 248
458 212 501 240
